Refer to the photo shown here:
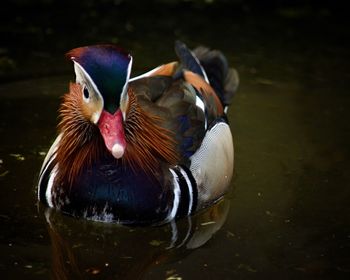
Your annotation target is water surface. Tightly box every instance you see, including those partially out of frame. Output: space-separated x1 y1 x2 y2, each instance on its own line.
1 4 350 279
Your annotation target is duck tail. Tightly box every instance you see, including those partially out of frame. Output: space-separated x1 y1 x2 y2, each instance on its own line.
192 46 239 107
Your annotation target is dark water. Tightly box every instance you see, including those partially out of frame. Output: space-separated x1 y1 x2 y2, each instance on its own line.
1 2 350 279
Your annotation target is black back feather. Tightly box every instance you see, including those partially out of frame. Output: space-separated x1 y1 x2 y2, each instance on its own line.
175 41 239 107
193 46 239 107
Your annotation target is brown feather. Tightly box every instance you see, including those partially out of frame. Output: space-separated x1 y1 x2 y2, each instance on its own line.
124 89 179 175
184 70 224 115
53 83 178 195
53 83 107 191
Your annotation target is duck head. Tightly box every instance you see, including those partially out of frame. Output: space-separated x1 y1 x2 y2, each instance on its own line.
67 45 132 159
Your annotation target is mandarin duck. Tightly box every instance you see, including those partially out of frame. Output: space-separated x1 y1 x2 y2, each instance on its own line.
38 41 238 225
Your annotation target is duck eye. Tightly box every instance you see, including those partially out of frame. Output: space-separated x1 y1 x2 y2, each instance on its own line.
83 87 90 99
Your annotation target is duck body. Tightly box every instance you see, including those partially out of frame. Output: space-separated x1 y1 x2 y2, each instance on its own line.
38 41 238 225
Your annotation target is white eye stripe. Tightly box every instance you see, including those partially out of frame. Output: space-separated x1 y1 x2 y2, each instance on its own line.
73 61 104 124
74 61 103 100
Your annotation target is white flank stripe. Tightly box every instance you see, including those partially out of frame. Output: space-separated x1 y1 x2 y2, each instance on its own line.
46 165 58 208
168 168 181 221
39 134 62 176
179 167 193 215
38 154 55 200
38 134 62 200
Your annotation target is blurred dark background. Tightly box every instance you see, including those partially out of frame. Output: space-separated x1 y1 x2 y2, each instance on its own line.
0 0 349 82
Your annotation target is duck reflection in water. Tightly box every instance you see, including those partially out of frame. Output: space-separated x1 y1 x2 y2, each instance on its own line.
42 198 230 279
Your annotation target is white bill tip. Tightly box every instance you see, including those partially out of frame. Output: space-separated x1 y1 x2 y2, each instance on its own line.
111 143 125 159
